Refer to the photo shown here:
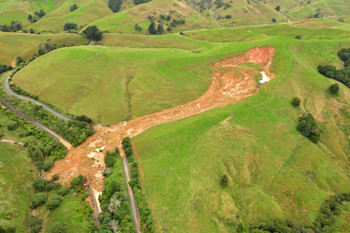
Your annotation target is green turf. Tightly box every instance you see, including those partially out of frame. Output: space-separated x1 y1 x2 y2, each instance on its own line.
0 141 36 232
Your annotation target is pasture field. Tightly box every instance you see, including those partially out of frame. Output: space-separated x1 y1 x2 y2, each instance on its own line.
37 191 91 233
0 111 36 232
130 34 350 231
13 45 216 125
0 32 84 65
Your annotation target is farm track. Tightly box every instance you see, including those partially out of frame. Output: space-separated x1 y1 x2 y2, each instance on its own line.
45 46 275 232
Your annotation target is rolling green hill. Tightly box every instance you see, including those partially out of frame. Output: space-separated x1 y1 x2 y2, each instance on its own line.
132 35 350 232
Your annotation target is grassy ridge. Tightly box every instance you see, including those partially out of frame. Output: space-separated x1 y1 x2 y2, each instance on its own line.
0 32 84 65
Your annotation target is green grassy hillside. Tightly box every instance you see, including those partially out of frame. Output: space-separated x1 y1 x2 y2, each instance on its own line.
2 0 350 33
129 36 350 232
12 45 213 124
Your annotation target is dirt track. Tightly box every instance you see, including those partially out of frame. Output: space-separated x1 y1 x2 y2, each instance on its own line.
46 46 275 193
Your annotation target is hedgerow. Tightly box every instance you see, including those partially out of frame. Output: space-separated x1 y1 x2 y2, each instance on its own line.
122 137 154 232
98 149 135 232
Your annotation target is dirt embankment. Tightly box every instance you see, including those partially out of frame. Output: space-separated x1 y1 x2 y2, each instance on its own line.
45 46 275 192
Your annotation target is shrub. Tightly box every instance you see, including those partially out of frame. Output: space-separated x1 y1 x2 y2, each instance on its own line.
220 175 228 187
148 22 157 35
33 179 47 192
63 23 78 31
272 18 276 23
46 194 62 210
7 121 18 131
29 216 43 233
42 160 54 171
58 186 70 196
31 192 48 209
48 222 66 233
291 97 301 107
82 26 102 41
51 174 59 181
297 113 321 143
16 56 24 65
70 4 78 12
295 35 302 39
70 175 85 189
329 83 339 94
108 0 122 12
124 147 133 157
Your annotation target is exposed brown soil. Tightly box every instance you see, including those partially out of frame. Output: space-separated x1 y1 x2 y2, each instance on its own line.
131 141 144 178
300 19 314 25
11 60 16 68
45 46 275 192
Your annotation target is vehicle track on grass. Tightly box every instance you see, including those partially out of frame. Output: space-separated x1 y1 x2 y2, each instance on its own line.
46 46 275 232
0 0 17 14
5 73 72 121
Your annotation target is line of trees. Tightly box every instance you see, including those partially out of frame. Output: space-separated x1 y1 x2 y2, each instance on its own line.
0 106 68 169
250 193 350 233
98 149 135 232
0 21 22 32
122 137 154 232
318 48 350 88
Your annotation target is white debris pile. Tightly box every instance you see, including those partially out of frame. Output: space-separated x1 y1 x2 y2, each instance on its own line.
95 146 105 152
259 71 270 83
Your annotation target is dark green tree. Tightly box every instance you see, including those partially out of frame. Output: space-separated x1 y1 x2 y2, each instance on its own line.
82 26 103 41
329 83 339 94
31 192 48 209
148 22 157 35
70 4 78 12
220 174 228 187
157 24 164 34
46 194 62 210
291 97 301 107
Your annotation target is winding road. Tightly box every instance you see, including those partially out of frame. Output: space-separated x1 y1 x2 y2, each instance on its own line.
5 73 72 121
2 72 139 231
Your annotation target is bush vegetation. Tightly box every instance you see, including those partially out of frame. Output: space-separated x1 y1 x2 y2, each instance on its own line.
296 113 321 143
98 149 135 232
122 138 154 232
64 23 78 31
250 193 350 232
31 192 48 209
318 48 350 88
292 97 301 107
82 26 103 41
70 4 78 12
29 216 43 233
329 83 339 94
46 194 63 210
108 0 123 13
0 21 22 32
